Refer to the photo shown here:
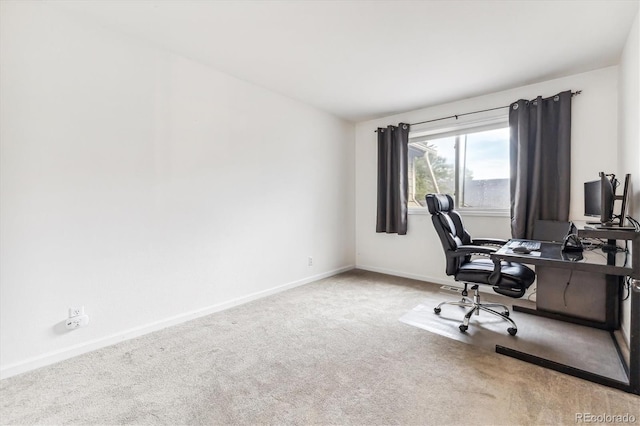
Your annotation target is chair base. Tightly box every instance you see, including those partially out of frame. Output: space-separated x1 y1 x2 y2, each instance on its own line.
434 285 518 335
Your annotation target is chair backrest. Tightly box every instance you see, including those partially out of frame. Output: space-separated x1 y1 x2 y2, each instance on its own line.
426 194 472 276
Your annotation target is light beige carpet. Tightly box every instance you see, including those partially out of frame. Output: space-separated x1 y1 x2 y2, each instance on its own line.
1 270 638 425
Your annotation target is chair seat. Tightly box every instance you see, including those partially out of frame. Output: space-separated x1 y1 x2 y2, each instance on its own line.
455 259 535 288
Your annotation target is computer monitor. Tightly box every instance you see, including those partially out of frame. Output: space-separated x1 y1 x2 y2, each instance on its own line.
584 172 615 225
584 172 631 227
584 180 601 218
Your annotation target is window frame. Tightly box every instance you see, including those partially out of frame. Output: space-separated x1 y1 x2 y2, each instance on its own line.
407 111 511 217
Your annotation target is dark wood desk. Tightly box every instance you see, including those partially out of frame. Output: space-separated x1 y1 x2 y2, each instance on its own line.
497 240 627 329
491 228 639 395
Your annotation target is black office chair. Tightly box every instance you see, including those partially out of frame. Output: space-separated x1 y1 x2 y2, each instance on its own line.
426 194 535 335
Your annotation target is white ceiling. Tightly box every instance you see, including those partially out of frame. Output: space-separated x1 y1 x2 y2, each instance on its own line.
53 0 639 122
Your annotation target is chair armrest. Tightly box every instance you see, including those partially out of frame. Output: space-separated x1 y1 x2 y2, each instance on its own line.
472 238 508 247
452 245 497 257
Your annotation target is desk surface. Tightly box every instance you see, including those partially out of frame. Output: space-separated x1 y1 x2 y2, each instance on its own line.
494 239 632 277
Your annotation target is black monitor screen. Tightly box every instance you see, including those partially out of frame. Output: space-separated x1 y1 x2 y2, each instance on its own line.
584 173 615 224
584 180 601 217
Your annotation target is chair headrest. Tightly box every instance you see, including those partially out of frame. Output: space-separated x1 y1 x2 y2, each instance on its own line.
426 194 455 214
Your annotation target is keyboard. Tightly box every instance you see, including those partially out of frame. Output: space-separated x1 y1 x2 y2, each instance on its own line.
508 240 541 251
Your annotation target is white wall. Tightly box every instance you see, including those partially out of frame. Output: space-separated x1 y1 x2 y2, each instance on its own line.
356 67 619 287
0 2 355 377
618 11 639 344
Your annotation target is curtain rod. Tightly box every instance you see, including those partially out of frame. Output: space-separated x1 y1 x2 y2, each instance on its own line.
374 90 581 132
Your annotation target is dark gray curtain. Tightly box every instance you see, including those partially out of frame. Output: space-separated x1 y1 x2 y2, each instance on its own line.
509 90 572 239
376 123 410 234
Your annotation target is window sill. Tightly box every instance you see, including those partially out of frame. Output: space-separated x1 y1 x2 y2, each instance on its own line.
409 208 510 218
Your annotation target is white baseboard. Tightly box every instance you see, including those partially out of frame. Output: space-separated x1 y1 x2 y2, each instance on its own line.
355 264 528 298
0 265 355 380
356 264 457 288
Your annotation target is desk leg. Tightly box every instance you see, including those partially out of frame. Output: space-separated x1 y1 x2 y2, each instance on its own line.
630 279 640 394
495 345 632 392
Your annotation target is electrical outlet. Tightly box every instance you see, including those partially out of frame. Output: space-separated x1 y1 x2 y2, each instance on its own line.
308 256 313 266
68 306 84 318
66 306 89 330
65 314 89 330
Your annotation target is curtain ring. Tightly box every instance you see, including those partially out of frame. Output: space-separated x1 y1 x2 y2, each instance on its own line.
554 95 560 101
512 104 519 110
402 124 407 130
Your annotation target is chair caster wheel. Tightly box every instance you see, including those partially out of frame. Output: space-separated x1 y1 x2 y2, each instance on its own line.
434 307 441 314
508 327 517 336
459 324 468 333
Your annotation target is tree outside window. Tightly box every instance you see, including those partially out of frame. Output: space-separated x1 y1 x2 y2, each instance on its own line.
408 127 509 210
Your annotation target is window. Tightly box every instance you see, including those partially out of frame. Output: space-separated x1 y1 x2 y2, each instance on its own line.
408 120 510 212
